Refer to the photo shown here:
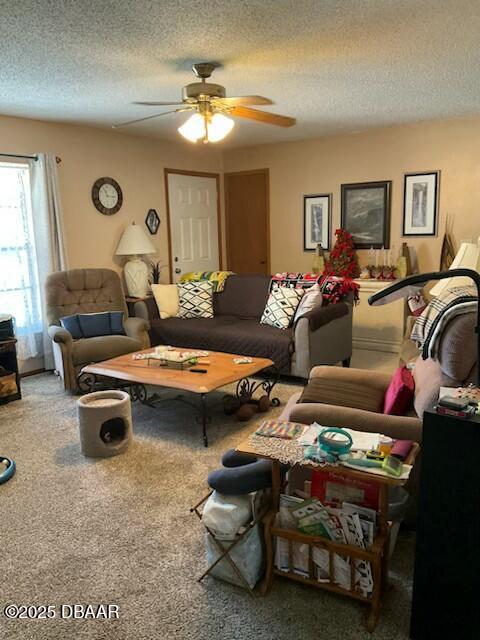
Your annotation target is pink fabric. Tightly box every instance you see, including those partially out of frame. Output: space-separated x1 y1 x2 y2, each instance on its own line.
383 366 415 415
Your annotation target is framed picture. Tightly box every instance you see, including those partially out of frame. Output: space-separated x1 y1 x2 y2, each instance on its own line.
303 194 331 250
145 208 160 235
403 171 439 236
341 181 391 249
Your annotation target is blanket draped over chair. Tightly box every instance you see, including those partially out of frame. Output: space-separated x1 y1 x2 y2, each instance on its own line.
410 285 478 359
179 271 234 292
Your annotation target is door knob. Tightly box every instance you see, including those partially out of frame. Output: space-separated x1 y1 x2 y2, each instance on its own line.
260 260 266 265
175 268 181 274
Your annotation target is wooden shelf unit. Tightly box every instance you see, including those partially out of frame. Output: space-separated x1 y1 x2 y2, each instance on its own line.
0 338 21 405
237 438 420 632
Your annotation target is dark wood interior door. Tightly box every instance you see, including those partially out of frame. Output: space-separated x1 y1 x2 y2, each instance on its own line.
225 169 269 274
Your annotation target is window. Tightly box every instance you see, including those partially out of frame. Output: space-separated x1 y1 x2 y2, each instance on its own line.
0 162 42 360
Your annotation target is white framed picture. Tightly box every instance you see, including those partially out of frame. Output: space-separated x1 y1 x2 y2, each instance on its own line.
403 171 439 236
303 194 331 251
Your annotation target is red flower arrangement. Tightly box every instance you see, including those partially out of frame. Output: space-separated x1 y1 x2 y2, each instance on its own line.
324 228 361 279
319 229 360 304
318 274 360 305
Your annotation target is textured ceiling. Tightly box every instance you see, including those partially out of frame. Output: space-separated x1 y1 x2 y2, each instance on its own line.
1 0 480 147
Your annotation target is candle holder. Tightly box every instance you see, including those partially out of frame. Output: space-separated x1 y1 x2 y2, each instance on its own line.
370 265 383 279
383 265 397 280
360 265 373 279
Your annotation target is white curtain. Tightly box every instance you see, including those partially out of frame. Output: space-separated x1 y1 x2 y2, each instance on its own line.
0 163 42 360
30 153 68 369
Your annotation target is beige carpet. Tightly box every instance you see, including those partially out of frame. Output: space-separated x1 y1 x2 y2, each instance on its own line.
1 373 414 639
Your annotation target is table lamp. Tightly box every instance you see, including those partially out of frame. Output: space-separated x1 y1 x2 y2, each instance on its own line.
115 223 156 298
429 237 480 297
368 268 480 387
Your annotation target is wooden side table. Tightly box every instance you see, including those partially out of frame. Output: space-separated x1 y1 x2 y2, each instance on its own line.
125 295 153 316
0 338 21 405
236 436 420 632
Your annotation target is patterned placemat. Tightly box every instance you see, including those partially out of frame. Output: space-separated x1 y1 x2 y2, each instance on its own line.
248 433 319 466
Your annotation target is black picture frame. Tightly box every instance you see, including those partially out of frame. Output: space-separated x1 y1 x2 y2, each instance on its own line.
303 193 332 251
145 209 160 235
402 171 439 237
341 181 391 249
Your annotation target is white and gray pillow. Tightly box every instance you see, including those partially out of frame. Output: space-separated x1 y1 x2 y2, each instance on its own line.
177 281 214 319
260 287 304 330
294 283 323 322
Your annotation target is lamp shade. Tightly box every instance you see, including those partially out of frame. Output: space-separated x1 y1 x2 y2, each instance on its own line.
115 223 156 256
430 238 480 297
178 112 235 143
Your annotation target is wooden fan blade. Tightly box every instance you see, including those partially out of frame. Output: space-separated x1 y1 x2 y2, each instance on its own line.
229 106 296 127
132 101 186 106
214 95 273 106
113 107 193 128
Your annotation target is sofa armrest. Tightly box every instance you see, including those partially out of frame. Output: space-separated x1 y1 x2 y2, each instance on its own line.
299 366 391 413
298 301 349 332
133 297 160 323
48 324 73 346
292 305 353 378
309 365 392 389
289 402 422 443
124 316 150 348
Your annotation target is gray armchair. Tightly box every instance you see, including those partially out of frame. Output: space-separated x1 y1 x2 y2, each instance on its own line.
46 268 150 391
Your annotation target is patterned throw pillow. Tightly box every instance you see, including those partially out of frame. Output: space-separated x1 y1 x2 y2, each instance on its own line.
270 272 319 292
177 281 214 318
260 287 304 329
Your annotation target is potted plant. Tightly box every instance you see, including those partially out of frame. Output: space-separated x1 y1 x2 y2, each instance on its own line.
149 260 167 285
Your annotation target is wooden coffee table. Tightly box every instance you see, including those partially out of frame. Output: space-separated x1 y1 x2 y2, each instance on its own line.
79 348 279 446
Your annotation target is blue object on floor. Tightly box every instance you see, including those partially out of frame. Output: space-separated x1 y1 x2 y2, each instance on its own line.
0 456 16 484
208 448 288 495
221 449 258 468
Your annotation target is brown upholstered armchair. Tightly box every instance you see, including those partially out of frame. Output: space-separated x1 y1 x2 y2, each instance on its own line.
280 311 477 515
46 268 150 391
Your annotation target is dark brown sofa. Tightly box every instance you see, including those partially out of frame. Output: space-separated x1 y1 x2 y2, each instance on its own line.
134 274 353 378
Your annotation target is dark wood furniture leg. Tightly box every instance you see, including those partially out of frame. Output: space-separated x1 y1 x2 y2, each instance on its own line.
260 459 282 595
200 393 208 447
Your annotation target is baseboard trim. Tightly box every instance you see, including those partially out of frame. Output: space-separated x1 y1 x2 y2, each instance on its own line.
20 367 49 378
353 337 400 353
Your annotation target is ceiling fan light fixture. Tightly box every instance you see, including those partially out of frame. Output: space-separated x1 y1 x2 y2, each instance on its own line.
207 113 235 142
177 112 205 142
178 111 234 144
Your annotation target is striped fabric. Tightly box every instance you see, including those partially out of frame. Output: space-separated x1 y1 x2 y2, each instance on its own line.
255 420 305 440
410 286 477 358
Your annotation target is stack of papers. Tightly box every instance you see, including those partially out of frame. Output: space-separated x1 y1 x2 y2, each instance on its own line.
298 423 380 451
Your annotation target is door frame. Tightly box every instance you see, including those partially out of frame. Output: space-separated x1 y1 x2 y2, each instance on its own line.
164 168 223 283
224 168 270 274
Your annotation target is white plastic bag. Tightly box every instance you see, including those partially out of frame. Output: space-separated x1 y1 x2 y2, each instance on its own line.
202 491 252 541
205 524 263 590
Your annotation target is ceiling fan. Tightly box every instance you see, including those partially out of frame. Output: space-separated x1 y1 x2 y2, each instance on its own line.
113 62 296 143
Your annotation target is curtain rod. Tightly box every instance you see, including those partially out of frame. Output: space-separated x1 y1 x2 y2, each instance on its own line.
0 153 62 163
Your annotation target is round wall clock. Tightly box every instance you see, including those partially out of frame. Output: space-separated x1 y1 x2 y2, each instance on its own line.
91 177 123 215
